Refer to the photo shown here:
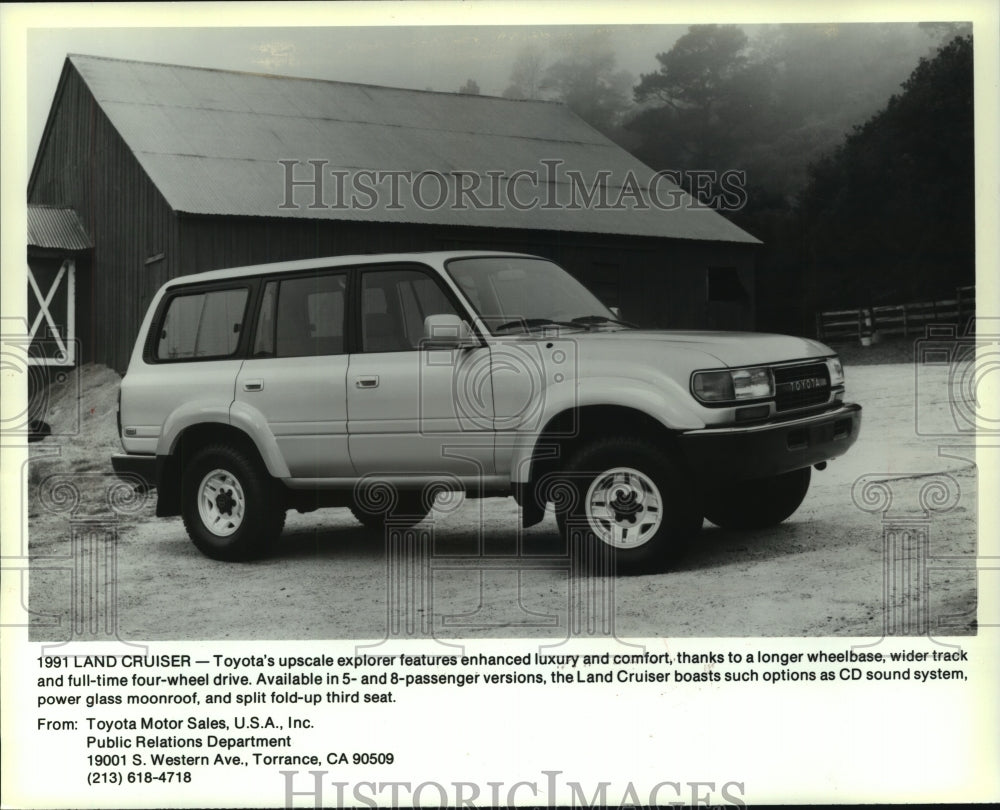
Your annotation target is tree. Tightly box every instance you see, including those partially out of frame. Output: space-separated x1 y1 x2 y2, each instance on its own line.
634 24 752 112
628 23 946 208
502 44 545 100
796 35 974 311
917 21 972 43
540 30 633 137
457 78 480 95
627 25 775 203
620 23 973 333
744 23 943 200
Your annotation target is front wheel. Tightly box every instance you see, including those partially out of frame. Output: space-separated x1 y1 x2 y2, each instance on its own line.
181 444 285 560
704 467 811 530
555 437 702 575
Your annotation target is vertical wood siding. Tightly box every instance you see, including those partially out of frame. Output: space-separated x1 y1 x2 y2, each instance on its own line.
29 64 179 372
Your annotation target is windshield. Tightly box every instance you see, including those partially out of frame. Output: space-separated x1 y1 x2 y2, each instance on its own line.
445 257 618 335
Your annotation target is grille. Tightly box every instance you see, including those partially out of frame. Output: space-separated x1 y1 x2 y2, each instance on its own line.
773 362 830 412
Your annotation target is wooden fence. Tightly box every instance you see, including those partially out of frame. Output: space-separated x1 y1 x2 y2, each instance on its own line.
816 286 975 343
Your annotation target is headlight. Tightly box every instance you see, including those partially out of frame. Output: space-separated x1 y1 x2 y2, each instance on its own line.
827 356 845 387
692 370 734 402
692 367 774 403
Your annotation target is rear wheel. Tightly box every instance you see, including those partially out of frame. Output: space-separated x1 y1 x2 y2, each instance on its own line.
181 444 285 560
704 467 811 530
555 437 702 575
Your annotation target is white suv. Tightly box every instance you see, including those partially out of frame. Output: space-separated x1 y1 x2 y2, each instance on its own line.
112 251 861 573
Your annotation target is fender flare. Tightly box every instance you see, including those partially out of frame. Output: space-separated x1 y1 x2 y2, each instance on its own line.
156 399 290 479
508 376 706 485
228 401 291 478
157 400 232 457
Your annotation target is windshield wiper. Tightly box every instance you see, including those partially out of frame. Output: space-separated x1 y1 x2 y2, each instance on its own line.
493 318 579 333
570 315 637 329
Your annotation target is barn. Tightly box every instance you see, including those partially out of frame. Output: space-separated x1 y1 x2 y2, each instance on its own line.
28 54 760 373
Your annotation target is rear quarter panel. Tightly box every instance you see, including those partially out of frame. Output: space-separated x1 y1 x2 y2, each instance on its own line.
119 360 243 455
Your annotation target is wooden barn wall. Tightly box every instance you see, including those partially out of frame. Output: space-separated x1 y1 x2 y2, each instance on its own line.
177 215 756 332
28 64 179 372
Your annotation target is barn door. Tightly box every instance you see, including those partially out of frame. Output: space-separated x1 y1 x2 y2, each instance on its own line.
27 256 75 365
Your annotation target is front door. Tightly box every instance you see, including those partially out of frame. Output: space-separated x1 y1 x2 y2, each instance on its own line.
346 267 495 480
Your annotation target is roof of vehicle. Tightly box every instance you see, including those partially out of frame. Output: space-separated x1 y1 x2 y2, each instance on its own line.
51 54 760 245
163 250 537 286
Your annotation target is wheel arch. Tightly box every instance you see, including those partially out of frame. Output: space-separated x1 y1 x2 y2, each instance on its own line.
156 422 278 517
515 404 687 527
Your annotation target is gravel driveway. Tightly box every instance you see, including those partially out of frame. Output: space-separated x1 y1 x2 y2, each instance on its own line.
26 361 977 640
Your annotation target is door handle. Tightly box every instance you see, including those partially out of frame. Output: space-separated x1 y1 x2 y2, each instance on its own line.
243 379 263 392
355 376 379 389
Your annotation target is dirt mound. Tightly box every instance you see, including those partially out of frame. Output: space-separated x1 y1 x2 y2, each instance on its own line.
42 362 121 440
28 364 127 512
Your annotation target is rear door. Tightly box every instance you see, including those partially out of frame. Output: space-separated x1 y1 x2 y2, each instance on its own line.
346 266 495 479
235 270 353 478
122 283 252 455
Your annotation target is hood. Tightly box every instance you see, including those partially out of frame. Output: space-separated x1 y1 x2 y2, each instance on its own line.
555 329 834 368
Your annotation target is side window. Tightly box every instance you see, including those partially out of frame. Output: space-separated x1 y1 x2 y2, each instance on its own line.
157 288 248 360
360 269 460 353
274 273 346 357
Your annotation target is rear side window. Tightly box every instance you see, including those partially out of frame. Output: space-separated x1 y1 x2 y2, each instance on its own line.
157 288 249 360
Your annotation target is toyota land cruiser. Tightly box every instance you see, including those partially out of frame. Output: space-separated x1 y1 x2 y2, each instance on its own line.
112 251 861 573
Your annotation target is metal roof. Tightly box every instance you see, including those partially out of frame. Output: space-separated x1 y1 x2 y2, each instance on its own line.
65 54 759 245
27 204 93 250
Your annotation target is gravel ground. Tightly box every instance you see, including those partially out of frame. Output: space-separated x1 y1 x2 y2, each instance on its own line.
26 356 977 640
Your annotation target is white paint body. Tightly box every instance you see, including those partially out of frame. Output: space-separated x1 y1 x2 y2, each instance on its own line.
118 251 842 492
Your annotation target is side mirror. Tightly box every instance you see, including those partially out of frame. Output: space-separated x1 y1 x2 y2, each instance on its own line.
609 306 622 319
422 314 476 349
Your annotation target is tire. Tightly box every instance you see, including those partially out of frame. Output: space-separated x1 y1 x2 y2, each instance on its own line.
704 467 811 530
349 489 433 532
555 437 702 575
181 443 285 561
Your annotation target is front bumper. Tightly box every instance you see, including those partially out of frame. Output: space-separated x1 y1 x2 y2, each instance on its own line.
677 402 861 482
111 453 159 490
